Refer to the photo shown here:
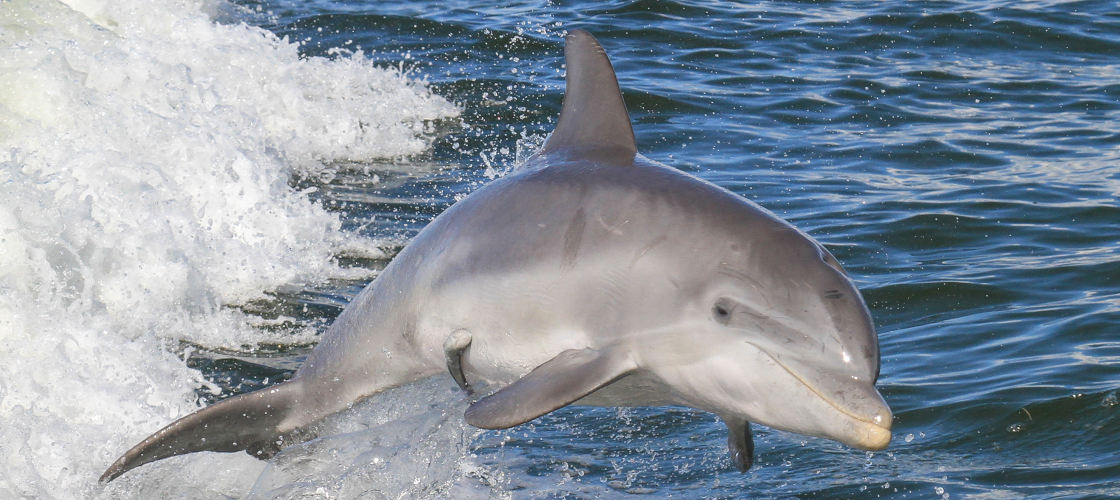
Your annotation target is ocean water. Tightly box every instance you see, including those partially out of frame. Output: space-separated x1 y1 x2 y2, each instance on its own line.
1 0 1117 498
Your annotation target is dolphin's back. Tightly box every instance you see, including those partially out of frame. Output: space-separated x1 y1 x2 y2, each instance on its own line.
413 153 792 291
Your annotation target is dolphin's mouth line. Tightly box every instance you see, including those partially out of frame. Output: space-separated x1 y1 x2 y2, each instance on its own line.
764 352 888 430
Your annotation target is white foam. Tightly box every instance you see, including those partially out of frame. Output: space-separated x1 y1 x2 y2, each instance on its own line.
0 0 456 497
245 377 495 499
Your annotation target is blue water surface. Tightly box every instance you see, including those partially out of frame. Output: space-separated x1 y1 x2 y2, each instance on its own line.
215 0 1120 497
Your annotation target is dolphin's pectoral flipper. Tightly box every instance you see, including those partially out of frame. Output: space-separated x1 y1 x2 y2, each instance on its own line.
100 380 302 482
465 347 638 429
444 329 474 393
723 417 754 472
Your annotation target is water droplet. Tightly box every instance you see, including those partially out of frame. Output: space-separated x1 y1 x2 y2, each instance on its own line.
1102 391 1118 407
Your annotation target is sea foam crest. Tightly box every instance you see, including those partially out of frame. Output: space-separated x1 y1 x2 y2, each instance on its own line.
0 0 457 497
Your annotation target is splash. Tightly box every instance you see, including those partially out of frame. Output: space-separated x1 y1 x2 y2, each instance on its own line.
0 0 456 497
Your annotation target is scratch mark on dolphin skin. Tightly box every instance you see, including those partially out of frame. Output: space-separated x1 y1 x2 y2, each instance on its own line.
631 235 667 268
562 208 587 268
595 214 629 235
716 264 770 304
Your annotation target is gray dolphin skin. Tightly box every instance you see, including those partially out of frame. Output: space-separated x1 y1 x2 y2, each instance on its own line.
101 29 891 483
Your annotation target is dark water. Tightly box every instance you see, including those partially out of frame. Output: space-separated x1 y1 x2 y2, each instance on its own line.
216 0 1120 497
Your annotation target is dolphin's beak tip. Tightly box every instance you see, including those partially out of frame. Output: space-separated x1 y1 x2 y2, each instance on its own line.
864 425 892 450
853 417 892 450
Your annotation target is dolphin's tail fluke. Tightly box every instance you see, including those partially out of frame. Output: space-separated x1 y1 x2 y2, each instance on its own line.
100 380 304 483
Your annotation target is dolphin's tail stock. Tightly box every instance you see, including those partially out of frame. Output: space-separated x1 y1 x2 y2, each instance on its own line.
100 379 305 482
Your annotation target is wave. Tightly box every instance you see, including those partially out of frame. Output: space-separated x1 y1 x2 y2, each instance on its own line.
0 0 456 497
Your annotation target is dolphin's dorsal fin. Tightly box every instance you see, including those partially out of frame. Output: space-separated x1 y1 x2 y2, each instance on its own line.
464 347 637 429
542 29 637 156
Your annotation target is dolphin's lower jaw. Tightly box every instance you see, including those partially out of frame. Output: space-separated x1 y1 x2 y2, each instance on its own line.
846 418 892 451
762 353 892 451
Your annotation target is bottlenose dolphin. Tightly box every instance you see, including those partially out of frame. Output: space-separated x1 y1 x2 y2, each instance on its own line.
102 29 891 483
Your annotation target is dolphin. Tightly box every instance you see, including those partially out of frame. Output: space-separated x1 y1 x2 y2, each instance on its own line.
101 29 890 483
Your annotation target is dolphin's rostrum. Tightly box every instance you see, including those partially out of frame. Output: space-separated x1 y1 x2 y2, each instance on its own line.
101 29 891 483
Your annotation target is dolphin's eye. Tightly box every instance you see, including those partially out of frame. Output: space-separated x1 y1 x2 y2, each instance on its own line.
712 298 734 325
